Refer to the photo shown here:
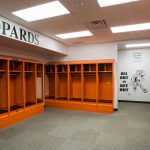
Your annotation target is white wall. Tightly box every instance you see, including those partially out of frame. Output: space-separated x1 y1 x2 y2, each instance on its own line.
49 43 117 62
48 42 118 109
118 48 150 102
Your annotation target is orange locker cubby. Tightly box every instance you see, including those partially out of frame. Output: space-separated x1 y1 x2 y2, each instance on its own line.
25 62 36 107
56 64 68 101
45 60 114 114
98 63 113 104
69 64 82 102
9 60 24 111
45 64 56 99
83 64 97 103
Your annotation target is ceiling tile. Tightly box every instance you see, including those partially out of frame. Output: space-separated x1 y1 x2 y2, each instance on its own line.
28 19 64 33
24 0 55 6
132 0 150 23
52 15 87 33
60 0 99 13
113 32 133 41
0 0 28 13
102 4 132 26
52 15 81 27
91 28 114 41
133 30 150 40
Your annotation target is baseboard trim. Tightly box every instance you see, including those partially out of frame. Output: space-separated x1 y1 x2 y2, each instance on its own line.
119 100 150 104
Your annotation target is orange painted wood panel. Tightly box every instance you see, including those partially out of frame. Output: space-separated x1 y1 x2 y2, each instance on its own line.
45 100 113 114
97 104 113 114
25 63 36 104
68 101 82 110
70 74 81 99
83 74 96 100
49 74 55 98
82 102 97 112
56 74 68 98
99 74 113 100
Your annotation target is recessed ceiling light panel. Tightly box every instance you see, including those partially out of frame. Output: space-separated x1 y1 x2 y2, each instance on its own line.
111 23 150 33
12 1 70 22
126 43 150 48
97 0 139 7
56 31 93 39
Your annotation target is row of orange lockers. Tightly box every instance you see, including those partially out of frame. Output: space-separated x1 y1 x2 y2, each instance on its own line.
45 60 114 114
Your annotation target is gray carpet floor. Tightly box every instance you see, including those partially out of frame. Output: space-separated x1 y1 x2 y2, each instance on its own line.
0 102 150 150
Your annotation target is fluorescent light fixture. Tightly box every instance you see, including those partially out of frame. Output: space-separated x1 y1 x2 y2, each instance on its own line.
12 1 70 22
126 43 150 48
56 31 93 39
111 23 150 33
97 0 139 7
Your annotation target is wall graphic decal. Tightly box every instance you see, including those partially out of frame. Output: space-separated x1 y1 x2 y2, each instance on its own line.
120 72 129 92
132 51 142 62
130 70 148 93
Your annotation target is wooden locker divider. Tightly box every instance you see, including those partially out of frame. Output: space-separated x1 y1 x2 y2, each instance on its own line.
45 60 114 114
0 56 44 129
96 63 99 103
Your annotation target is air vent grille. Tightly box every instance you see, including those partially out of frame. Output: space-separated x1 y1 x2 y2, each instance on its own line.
85 20 107 29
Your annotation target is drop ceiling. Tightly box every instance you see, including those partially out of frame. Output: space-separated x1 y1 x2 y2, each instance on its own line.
0 0 150 45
